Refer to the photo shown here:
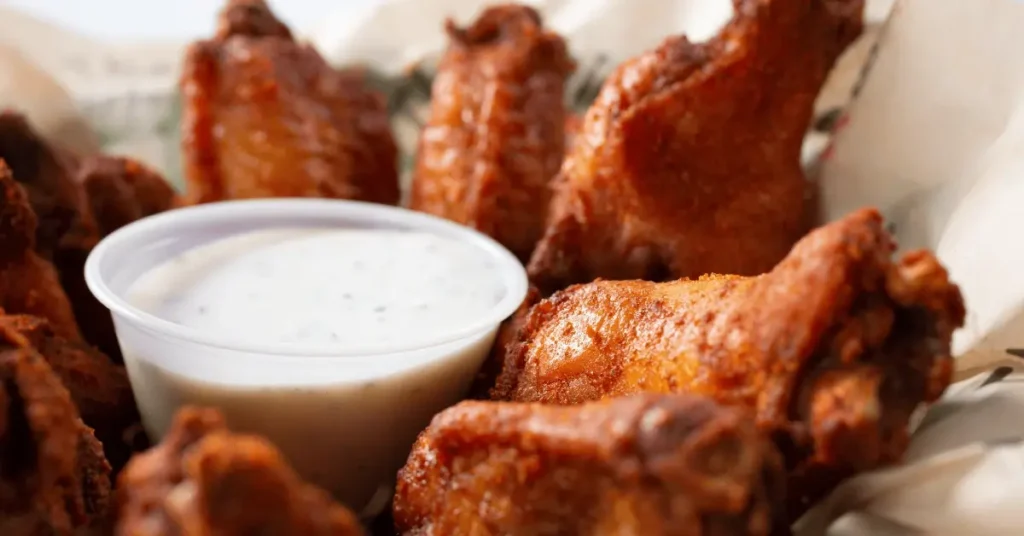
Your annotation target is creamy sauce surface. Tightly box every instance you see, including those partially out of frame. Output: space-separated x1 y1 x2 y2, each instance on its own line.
127 228 506 347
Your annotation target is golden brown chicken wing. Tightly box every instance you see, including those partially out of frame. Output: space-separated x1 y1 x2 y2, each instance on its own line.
181 0 399 205
495 208 964 516
395 393 789 536
409 4 573 261
116 407 364 536
0 314 144 474
0 159 82 341
527 0 864 294
0 320 111 535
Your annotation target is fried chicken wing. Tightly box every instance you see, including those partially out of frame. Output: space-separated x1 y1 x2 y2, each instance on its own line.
0 314 144 474
334 66 401 206
467 286 540 399
0 321 111 535
0 112 98 261
395 394 788 536
409 4 573 261
116 407 364 536
527 0 864 294
495 208 965 516
0 113 129 359
0 159 82 341
74 155 178 238
181 0 399 205
69 154 178 359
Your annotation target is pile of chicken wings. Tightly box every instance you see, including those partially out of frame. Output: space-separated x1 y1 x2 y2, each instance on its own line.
0 0 967 535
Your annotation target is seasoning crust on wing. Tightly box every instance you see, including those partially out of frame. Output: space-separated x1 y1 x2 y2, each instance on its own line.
0 112 98 262
497 208 965 516
181 0 399 205
0 314 145 475
395 394 789 536
0 160 82 341
527 0 865 294
68 154 178 360
75 155 178 238
410 4 573 261
116 407 364 536
0 321 111 535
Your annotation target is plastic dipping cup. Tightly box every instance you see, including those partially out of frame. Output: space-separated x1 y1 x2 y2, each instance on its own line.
84 199 528 515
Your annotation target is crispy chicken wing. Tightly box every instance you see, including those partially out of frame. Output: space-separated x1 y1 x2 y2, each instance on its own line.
0 112 98 262
0 321 111 535
116 407 364 536
527 0 864 294
70 154 178 359
0 314 144 475
181 0 399 205
0 159 82 341
74 155 178 238
395 394 789 536
0 113 130 359
467 286 540 399
496 208 965 516
409 4 573 261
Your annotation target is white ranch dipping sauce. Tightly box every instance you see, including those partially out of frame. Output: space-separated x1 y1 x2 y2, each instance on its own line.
123 228 507 514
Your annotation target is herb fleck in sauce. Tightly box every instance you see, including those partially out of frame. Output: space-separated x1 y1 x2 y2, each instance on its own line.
127 228 506 347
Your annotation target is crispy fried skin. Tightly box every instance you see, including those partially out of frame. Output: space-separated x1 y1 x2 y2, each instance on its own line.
75 155 178 238
71 155 177 359
181 0 399 205
0 112 99 261
0 160 82 341
116 407 364 536
0 114 128 358
410 5 573 261
334 66 401 207
395 394 789 536
526 0 864 294
496 208 965 517
467 286 541 399
563 112 582 153
0 314 145 475
0 322 111 535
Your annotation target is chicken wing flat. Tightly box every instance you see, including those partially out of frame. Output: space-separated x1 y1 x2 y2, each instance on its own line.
181 0 399 205
527 0 864 294
116 407 363 536
409 4 573 261
395 394 788 536
0 159 82 341
0 314 144 474
495 208 964 516
0 321 111 535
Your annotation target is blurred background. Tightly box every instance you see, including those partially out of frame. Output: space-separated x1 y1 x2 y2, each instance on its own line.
0 0 894 188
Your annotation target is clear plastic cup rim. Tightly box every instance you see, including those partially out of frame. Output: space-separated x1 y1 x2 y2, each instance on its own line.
85 199 529 358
